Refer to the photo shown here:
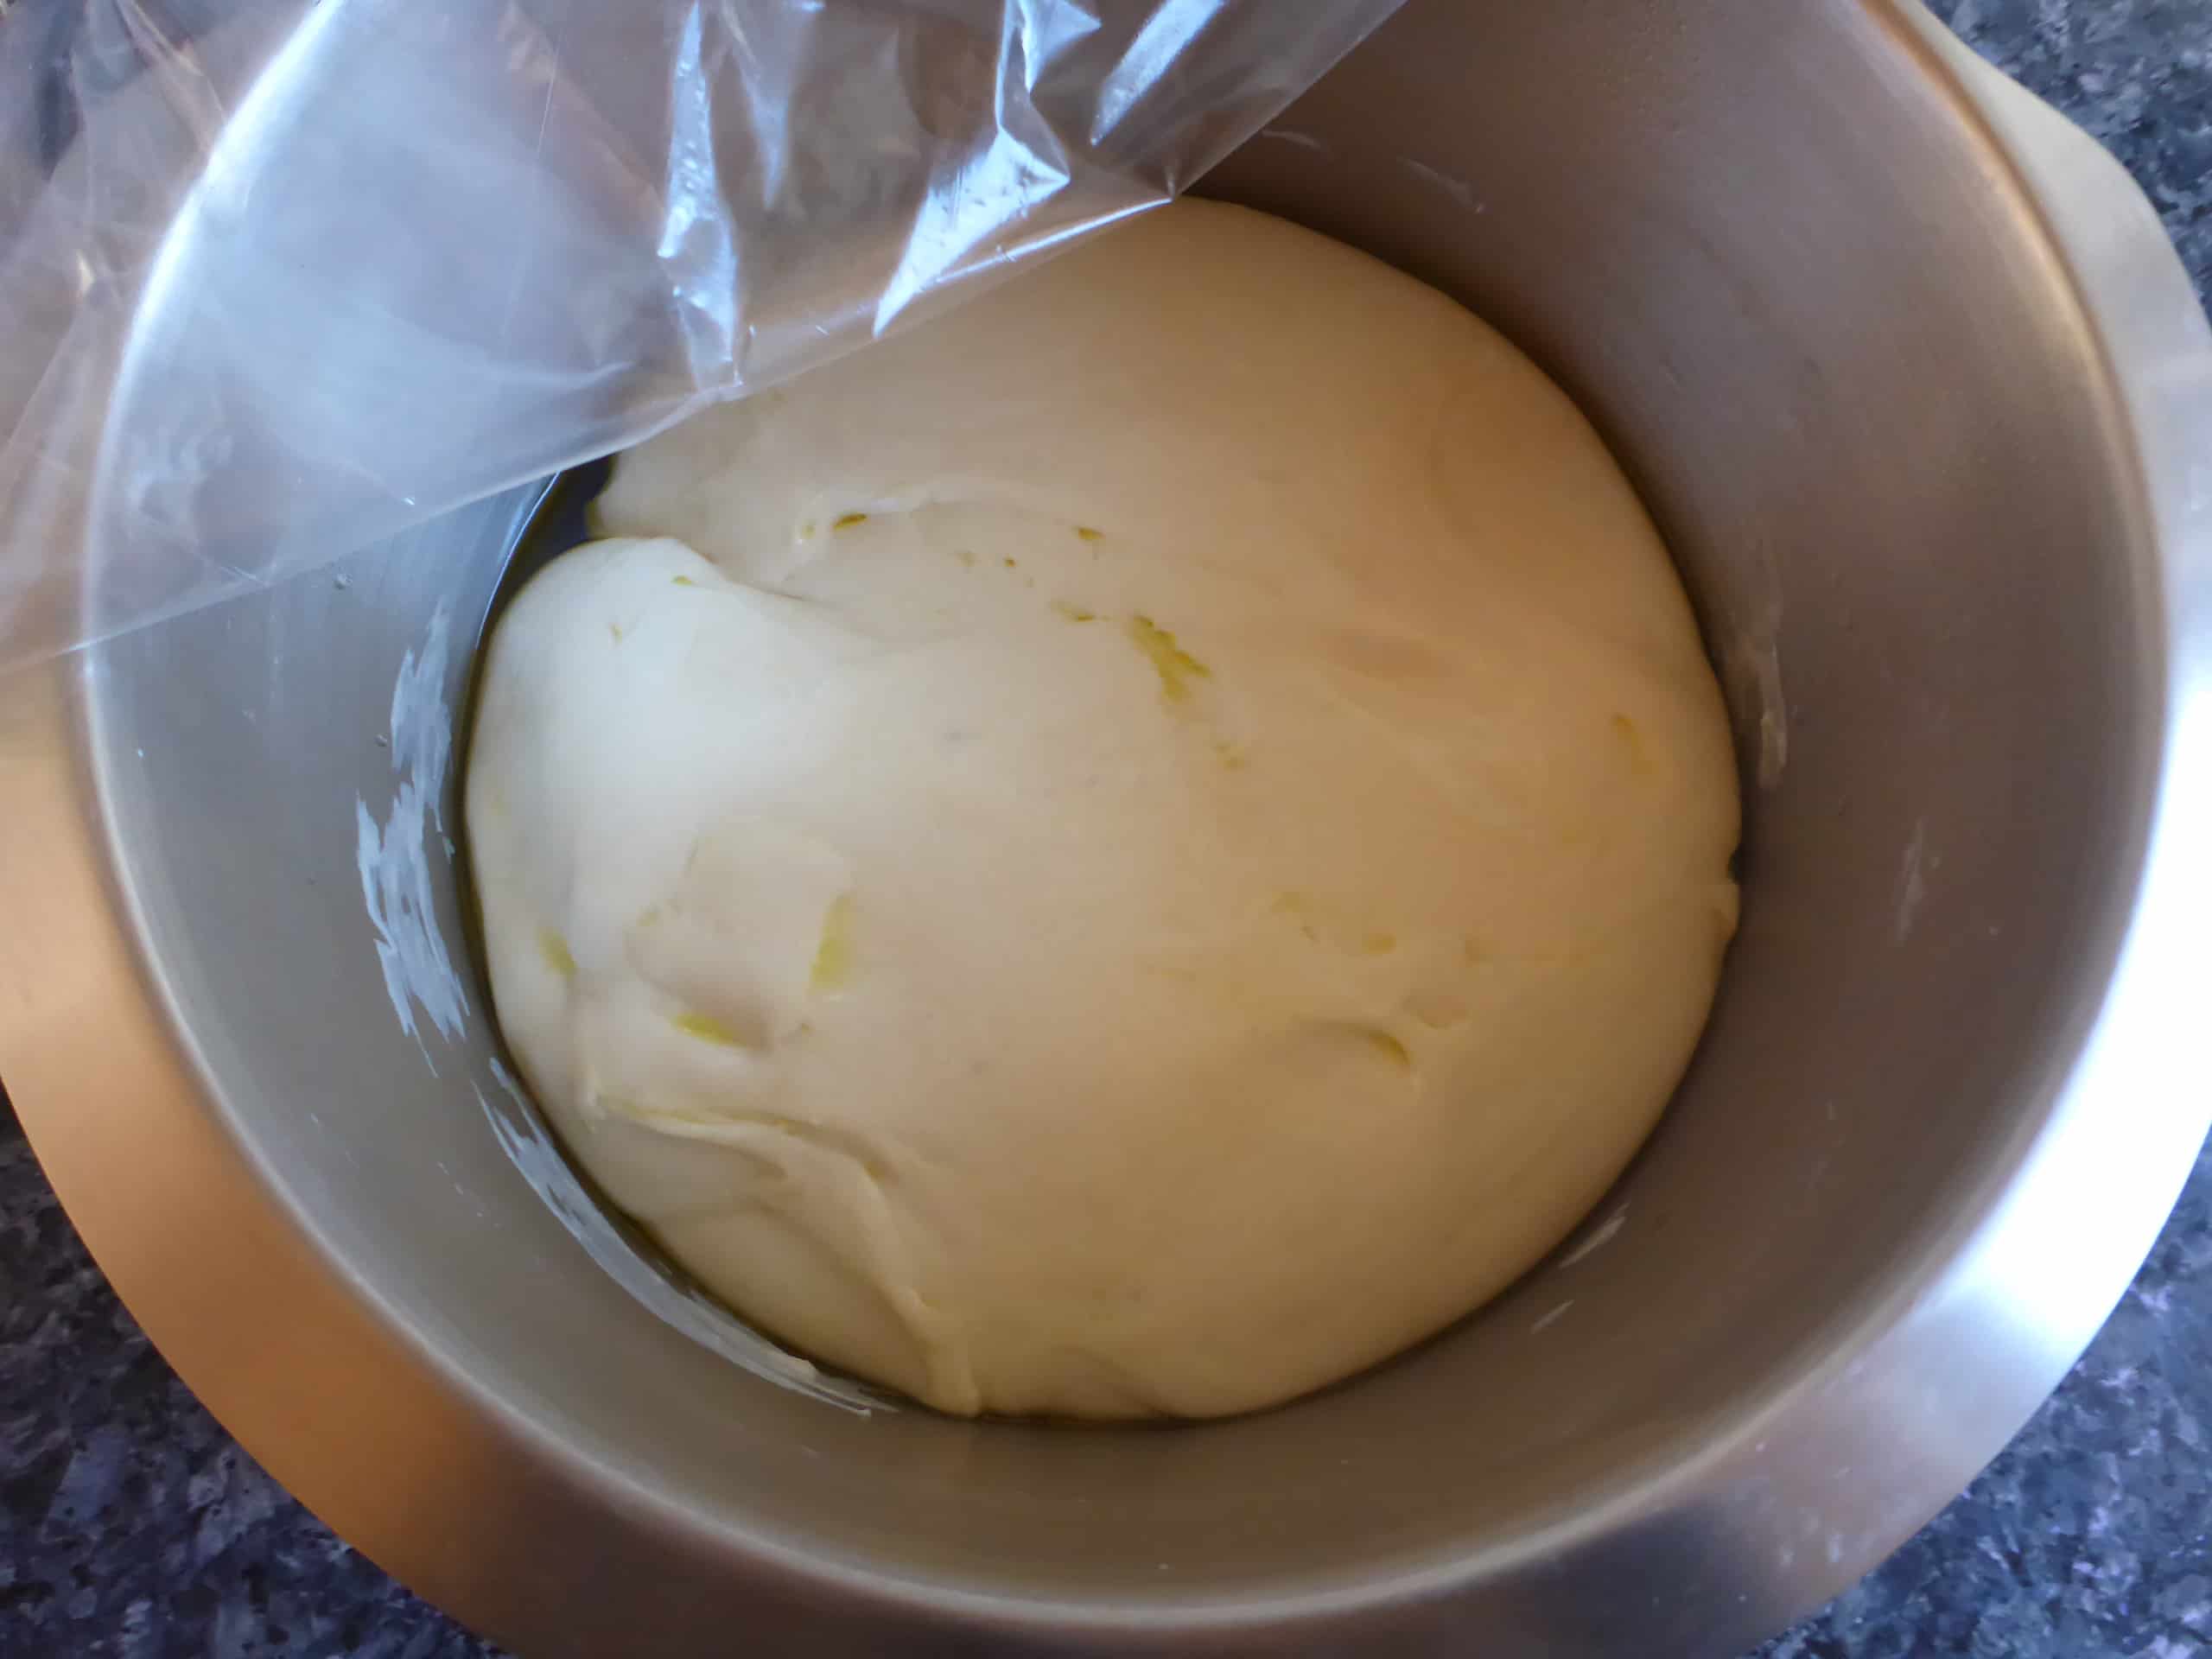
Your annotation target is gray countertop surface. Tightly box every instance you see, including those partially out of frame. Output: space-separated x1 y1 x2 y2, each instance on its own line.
5 3 2211 1655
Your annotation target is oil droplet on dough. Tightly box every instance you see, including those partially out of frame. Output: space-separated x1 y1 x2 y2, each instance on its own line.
1611 712 1646 770
1271 890 1320 942
1052 601 1097 623
832 512 869 531
1075 526 1105 543
1127 614 1211 705
539 929 577 979
810 893 857 994
1365 1029 1412 1069
1363 931 1398 956
671 1010 749 1048
671 575 698 588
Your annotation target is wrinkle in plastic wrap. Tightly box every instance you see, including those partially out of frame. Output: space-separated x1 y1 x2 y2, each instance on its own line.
0 0 1399 665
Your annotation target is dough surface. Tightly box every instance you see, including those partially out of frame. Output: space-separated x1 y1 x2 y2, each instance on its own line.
467 200 1740 1420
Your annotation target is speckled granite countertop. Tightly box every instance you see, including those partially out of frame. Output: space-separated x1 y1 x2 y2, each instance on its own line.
5 3 2211 1656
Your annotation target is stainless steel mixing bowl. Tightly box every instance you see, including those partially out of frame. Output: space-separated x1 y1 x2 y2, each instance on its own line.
3 3 2209 1654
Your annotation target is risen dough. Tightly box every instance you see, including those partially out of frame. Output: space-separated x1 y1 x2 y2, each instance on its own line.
467 200 1739 1420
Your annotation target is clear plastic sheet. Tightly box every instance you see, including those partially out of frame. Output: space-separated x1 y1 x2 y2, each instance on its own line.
0 0 1398 665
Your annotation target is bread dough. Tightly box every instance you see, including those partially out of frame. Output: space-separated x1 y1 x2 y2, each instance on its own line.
467 200 1740 1420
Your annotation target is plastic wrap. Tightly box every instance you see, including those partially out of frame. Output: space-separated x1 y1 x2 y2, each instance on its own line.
0 0 1398 665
